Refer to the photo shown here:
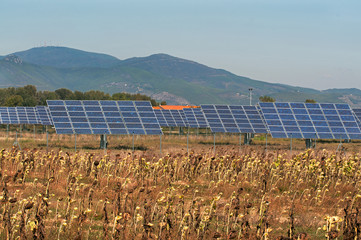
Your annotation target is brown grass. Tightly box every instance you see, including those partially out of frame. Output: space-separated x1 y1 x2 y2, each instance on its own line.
0 128 361 239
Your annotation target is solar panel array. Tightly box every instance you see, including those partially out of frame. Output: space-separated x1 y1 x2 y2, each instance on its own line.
200 105 268 133
183 108 208 128
259 102 361 140
0 107 40 125
47 100 162 135
0 102 360 142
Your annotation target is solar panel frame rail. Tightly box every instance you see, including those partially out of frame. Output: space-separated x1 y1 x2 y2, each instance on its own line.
47 100 163 135
258 102 361 140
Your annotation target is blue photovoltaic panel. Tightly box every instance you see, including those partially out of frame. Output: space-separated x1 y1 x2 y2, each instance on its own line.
123 101 163 135
47 100 162 135
230 105 269 134
25 107 40 124
193 108 209 128
353 110 361 131
353 109 361 122
201 104 268 134
161 110 177 127
154 109 168 127
201 105 226 133
214 105 240 133
170 110 188 127
258 102 361 140
179 110 188 127
47 100 73 134
8 107 19 124
134 101 163 135
36 106 53 125
183 108 208 128
0 107 41 125
0 107 10 124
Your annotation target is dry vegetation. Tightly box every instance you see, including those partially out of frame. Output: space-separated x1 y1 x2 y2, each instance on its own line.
1 130 361 239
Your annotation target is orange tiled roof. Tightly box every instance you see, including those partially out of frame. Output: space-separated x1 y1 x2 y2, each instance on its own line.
153 105 199 110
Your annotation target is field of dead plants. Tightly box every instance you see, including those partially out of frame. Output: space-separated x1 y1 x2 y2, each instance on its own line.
1 130 361 239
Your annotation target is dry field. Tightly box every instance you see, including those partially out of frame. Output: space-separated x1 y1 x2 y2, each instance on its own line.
1 129 361 239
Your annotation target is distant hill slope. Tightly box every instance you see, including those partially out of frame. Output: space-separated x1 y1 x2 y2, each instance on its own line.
1 47 361 106
12 47 121 68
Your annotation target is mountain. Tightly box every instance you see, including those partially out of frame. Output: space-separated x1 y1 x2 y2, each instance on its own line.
12 46 121 68
1 46 361 106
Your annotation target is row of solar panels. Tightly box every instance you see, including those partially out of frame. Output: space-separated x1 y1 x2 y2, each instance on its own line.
47 100 162 135
258 102 361 140
0 106 52 125
1 100 361 140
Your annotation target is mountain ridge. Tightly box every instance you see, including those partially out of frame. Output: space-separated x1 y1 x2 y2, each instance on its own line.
1 46 361 106
12 46 121 68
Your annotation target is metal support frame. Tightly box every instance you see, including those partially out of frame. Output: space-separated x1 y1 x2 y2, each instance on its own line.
132 133 135 153
265 134 268 152
103 134 107 155
74 133 77 152
160 134 162 155
187 132 189 156
213 133 216 156
290 134 293 155
46 128 49 152
336 138 343 152
13 131 21 150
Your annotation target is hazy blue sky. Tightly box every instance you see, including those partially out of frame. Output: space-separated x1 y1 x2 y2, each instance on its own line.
1 0 361 90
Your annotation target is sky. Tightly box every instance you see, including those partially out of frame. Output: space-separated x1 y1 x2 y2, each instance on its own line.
1 0 361 90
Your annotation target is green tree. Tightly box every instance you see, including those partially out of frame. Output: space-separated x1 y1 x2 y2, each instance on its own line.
5 95 24 106
259 95 275 102
305 99 317 103
84 90 111 100
55 88 74 100
38 91 59 105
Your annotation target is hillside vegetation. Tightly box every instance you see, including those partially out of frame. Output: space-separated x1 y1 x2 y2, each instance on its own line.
1 47 361 106
0 85 164 107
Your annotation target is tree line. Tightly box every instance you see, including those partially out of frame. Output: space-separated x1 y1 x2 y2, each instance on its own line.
259 95 316 103
0 85 166 107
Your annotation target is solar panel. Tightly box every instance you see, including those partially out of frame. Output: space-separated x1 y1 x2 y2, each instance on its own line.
47 100 163 135
23 107 40 124
183 108 208 128
0 107 10 124
179 110 189 127
201 104 268 134
353 108 361 122
8 107 19 124
135 101 163 135
201 105 227 133
258 102 361 140
170 110 188 127
162 110 177 127
230 105 269 133
0 107 41 125
154 109 168 127
36 106 53 125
